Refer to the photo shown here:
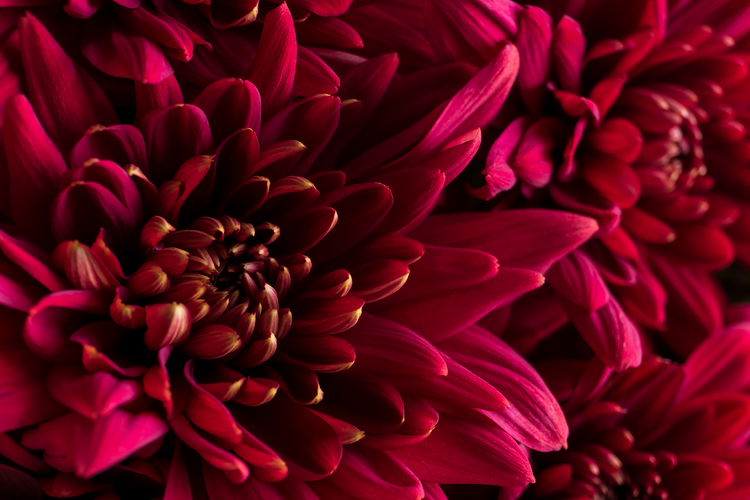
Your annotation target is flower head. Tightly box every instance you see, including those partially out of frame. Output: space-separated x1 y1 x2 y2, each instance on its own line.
350 0 750 366
0 7 597 499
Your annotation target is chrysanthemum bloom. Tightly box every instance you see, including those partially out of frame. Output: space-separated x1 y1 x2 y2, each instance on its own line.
0 8 598 500
347 0 750 365
0 0 366 108
493 322 750 500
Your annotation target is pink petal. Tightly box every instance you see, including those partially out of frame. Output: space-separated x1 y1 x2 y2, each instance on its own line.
49 240 120 293
411 42 519 158
553 15 585 94
289 0 352 16
0 309 64 433
409 209 598 273
294 46 340 98
376 265 543 343
513 117 565 188
386 354 509 412
563 296 643 371
391 412 534 486
69 125 149 175
169 413 250 484
471 116 530 200
243 3 296 118
82 19 173 84
516 6 553 116
183 360 242 445
46 364 138 419
323 447 424 500
424 0 520 66
546 250 610 312
439 326 569 452
134 75 184 122
18 13 117 151
338 52 399 140
340 313 447 378
3 95 67 247
24 290 111 361
22 409 167 479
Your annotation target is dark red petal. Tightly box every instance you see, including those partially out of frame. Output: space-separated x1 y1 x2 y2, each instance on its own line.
82 19 173 84
391 413 534 486
230 396 342 481
18 13 117 151
140 104 214 186
243 2 296 118
323 447 424 500
3 95 67 247
193 78 261 145
410 210 598 273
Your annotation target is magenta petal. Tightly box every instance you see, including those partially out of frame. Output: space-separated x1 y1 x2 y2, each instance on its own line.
259 95 340 176
681 323 750 399
553 15 585 95
413 42 519 157
386 354 508 412
377 265 543 343
391 412 534 486
564 296 643 371
323 447 424 500
22 409 167 479
3 95 67 247
546 250 610 312
46 364 138 419
140 104 214 186
409 209 599 273
371 166 445 236
193 78 262 145
516 6 553 116
50 181 139 251
294 46 340 98
243 2 296 118
307 183 393 262
439 326 569 452
472 116 530 199
23 290 111 361
0 229 69 292
340 313 447 378
169 413 250 484
424 0 520 66
18 13 117 151
0 309 64 433
82 19 173 84
69 125 149 174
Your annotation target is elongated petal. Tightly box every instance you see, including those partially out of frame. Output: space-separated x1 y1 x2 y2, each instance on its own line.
391 413 534 486
243 3 296 118
22 410 167 479
409 210 598 273
4 95 67 247
18 13 117 151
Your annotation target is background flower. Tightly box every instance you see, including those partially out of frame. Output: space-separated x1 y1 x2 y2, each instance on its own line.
343 0 750 369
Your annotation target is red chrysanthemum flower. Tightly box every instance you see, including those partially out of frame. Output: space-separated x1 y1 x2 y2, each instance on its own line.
503 322 750 500
0 7 601 500
0 0 366 108
346 0 750 367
